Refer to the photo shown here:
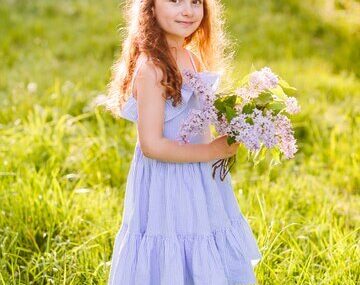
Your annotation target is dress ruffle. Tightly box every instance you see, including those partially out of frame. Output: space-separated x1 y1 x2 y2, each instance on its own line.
109 216 261 285
119 96 138 122
119 71 221 123
164 71 221 123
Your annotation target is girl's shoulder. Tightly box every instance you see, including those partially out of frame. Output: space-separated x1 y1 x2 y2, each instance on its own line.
132 53 164 99
138 54 163 79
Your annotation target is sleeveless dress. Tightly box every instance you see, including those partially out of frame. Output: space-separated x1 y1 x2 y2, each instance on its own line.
108 51 262 285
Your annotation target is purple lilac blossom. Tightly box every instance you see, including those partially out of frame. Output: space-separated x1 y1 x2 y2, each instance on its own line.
252 109 278 148
249 67 278 92
274 114 298 158
214 114 232 136
236 67 279 103
179 68 298 160
178 70 218 143
229 114 260 151
177 109 208 143
285 97 301 114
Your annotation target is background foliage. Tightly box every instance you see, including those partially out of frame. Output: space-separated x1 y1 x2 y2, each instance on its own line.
0 0 359 284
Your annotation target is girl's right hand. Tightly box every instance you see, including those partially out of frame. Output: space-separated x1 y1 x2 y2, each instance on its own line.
209 134 240 160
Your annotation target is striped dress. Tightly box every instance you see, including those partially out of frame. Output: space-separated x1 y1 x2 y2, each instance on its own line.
108 50 262 285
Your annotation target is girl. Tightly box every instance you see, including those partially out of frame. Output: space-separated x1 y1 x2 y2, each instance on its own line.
104 0 262 284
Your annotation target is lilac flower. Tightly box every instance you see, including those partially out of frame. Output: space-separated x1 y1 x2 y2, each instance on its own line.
274 114 298 158
236 67 279 104
183 69 214 105
259 67 279 88
230 114 260 151
248 67 279 94
235 87 256 103
177 109 208 143
214 114 232 136
179 69 218 143
252 109 278 148
178 67 299 163
285 97 301 114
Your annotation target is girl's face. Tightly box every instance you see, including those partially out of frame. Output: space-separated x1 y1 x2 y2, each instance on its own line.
153 0 204 40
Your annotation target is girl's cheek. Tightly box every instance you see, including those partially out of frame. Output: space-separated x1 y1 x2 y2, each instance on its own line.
195 7 203 19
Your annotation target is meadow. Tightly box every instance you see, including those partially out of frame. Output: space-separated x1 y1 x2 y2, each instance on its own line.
0 0 359 284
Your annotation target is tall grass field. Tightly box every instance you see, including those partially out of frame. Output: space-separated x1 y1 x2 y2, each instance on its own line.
0 0 359 284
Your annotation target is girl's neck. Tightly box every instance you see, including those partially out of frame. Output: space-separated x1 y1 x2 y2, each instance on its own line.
165 33 185 54
164 33 195 72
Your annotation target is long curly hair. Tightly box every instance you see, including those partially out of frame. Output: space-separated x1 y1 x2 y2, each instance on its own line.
105 0 233 117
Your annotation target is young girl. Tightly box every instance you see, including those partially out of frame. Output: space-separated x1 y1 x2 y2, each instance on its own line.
105 0 262 284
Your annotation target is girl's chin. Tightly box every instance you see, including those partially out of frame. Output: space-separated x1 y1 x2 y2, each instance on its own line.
171 30 196 38
164 28 196 40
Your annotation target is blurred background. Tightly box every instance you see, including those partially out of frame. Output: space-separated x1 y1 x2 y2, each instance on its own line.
0 0 359 284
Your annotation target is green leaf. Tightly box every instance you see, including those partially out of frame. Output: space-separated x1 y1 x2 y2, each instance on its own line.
269 147 282 167
214 99 226 112
225 106 237 123
270 86 288 101
254 91 273 106
253 147 267 166
242 103 255 114
278 78 291 88
227 136 236 145
235 96 243 104
268 101 285 115
278 79 297 96
245 117 254 125
224 95 237 107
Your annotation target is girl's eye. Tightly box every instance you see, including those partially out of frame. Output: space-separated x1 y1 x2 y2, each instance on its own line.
169 0 202 4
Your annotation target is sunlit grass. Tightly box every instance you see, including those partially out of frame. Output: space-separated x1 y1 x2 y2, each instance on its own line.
0 0 359 284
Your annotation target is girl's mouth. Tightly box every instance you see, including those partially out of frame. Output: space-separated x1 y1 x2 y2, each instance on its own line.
175 20 194 27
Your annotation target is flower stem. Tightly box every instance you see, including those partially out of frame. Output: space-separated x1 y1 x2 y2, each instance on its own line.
211 154 237 181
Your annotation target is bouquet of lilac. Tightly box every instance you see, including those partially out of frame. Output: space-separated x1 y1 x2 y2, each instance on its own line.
178 67 301 181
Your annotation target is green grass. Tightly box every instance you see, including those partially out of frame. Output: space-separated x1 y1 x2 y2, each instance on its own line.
0 0 359 284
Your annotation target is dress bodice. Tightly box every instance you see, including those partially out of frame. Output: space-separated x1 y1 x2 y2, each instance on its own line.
119 71 221 144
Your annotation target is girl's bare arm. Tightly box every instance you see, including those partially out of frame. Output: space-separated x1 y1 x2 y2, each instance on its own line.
135 59 218 163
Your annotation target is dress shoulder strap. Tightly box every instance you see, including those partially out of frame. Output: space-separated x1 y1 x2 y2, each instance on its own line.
186 49 198 73
130 56 147 97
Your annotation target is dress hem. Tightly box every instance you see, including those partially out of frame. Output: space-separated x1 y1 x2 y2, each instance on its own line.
108 215 262 285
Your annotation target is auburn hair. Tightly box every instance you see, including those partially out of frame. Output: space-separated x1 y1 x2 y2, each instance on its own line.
105 0 233 117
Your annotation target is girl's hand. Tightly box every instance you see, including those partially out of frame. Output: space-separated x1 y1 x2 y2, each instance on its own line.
209 134 240 160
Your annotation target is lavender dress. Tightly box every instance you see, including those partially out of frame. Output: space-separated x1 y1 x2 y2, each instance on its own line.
108 53 262 285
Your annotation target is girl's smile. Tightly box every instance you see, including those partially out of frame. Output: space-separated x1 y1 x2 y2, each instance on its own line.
175 20 195 27
154 0 204 42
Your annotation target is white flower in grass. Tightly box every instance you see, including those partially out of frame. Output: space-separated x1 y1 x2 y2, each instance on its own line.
27 82 37 93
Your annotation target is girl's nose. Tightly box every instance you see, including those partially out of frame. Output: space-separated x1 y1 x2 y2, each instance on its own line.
182 2 194 16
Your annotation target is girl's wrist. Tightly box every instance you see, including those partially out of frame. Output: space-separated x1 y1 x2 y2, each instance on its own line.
207 142 220 161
